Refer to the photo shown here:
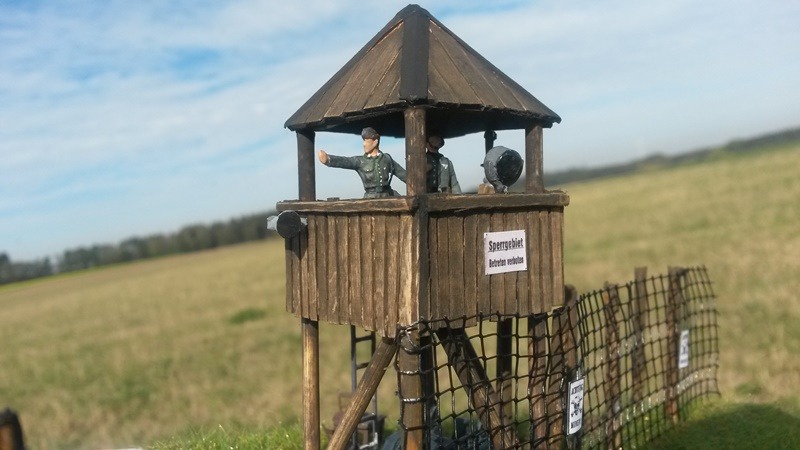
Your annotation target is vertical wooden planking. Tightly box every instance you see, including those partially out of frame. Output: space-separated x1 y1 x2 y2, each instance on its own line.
398 213 416 326
373 214 387 336
540 210 554 313
285 238 296 315
503 212 518 315
336 214 350 325
291 236 303 317
315 216 329 324
448 215 465 319
527 211 542 314
305 217 318 321
326 215 340 324
348 214 362 329
498 212 521 314
489 212 505 314
428 215 440 321
551 209 564 308
361 215 375 332
476 213 491 315
513 211 530 316
436 215 450 320
463 213 478 326
299 226 310 320
385 215 400 337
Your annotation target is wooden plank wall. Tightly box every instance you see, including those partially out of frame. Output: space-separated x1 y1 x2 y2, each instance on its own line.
427 207 564 319
286 212 416 338
286 206 564 334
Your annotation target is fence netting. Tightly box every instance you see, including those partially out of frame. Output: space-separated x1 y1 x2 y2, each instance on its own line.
392 266 719 449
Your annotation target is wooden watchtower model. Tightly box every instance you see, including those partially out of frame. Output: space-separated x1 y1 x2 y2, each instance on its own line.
277 5 567 449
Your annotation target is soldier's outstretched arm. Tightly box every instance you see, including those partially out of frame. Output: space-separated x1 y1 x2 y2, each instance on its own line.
325 154 360 170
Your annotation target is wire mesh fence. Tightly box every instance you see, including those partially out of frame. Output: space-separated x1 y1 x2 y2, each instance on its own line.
391 266 719 449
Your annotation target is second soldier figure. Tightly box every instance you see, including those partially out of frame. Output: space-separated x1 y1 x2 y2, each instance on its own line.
425 135 461 194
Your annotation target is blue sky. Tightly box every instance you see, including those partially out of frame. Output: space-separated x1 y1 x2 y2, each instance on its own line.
2 0 799 261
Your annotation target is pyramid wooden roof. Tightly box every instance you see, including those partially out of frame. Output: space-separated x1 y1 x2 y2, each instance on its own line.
285 4 560 139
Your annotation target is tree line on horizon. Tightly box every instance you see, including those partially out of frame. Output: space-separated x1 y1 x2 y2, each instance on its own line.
2 125 798 287
0 211 277 286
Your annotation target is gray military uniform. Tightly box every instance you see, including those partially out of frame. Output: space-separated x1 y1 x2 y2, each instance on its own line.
426 152 461 194
326 152 407 198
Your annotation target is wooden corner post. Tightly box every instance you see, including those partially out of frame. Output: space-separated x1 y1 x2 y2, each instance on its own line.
399 106 427 450
525 124 544 193
297 130 320 450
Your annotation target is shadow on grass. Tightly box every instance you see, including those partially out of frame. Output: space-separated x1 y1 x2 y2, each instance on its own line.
646 402 800 450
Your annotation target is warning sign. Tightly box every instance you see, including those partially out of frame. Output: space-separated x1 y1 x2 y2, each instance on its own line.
483 230 527 275
567 378 585 435
678 329 690 369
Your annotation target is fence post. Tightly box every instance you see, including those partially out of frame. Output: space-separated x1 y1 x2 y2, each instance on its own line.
528 313 549 449
602 283 623 450
631 267 648 404
497 318 514 425
665 267 686 424
547 285 579 448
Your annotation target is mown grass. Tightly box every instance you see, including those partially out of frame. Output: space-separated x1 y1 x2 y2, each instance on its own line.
0 143 798 448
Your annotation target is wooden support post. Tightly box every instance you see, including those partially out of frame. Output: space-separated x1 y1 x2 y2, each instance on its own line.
302 318 320 450
602 283 622 450
528 314 548 449
547 288 579 448
297 130 316 201
437 328 519 449
400 106 427 449
404 107 427 196
496 319 514 425
327 338 397 450
631 267 649 404
665 267 686 424
525 124 544 193
398 330 425 450
297 130 319 450
484 130 497 153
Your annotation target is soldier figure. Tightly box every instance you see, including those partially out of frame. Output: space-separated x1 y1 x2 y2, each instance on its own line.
318 127 407 198
425 135 461 194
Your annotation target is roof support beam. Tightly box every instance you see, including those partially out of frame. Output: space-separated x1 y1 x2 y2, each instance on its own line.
525 124 544 193
404 107 427 196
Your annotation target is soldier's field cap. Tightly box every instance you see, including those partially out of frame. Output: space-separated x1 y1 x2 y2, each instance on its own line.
361 127 380 140
427 136 444 149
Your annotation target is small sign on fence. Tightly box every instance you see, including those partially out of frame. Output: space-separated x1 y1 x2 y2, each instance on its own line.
678 329 690 369
483 230 527 275
567 378 585 435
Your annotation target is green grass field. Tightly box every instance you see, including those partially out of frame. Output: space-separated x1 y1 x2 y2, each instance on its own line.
1 143 799 449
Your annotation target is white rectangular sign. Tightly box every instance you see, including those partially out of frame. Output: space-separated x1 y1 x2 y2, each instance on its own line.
567 378 585 435
484 230 527 275
678 329 690 369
